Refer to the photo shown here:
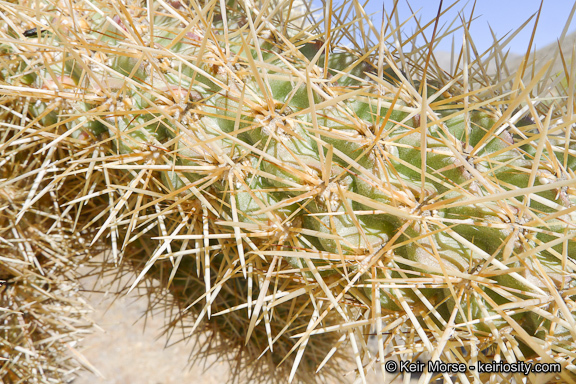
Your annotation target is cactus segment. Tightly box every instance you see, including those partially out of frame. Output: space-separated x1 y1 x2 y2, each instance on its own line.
2 0 576 382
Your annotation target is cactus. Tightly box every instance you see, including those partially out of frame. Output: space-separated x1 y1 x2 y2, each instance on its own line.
1 0 576 382
0 112 97 383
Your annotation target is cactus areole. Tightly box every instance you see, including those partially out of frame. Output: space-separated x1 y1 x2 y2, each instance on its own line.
2 0 576 382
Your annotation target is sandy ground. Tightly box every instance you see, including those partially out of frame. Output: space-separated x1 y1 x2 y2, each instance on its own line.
71 258 419 384
72 265 231 384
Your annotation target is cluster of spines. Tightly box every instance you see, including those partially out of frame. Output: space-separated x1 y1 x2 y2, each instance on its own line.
0 110 98 382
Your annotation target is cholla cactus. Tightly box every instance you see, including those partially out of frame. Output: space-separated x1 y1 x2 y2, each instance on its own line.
0 117 97 382
1 0 576 383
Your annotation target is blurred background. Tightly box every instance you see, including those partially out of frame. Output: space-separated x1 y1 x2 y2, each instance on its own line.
318 0 576 54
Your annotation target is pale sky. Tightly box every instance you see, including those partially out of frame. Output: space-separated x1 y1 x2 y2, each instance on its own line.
332 0 576 54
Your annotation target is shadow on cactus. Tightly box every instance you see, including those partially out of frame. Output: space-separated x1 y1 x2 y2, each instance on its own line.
1 0 576 382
